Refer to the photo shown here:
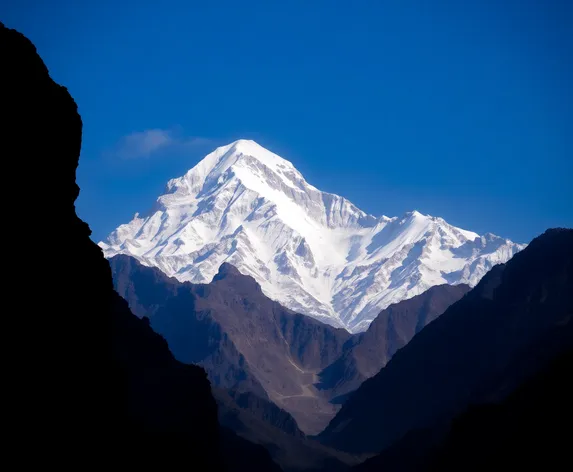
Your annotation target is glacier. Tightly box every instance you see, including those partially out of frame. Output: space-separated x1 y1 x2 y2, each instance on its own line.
99 139 525 332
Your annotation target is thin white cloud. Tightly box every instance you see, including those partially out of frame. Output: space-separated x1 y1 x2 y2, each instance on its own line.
109 128 212 159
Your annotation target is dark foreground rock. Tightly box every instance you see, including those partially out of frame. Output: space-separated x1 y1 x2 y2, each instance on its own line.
1 22 278 471
320 228 572 456
353 345 573 471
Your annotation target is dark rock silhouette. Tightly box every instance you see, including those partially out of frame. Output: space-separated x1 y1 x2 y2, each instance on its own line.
2 22 279 471
214 388 363 472
319 228 573 456
110 255 352 434
221 427 284 472
424 347 572 472
318 284 470 400
214 388 305 438
352 345 573 471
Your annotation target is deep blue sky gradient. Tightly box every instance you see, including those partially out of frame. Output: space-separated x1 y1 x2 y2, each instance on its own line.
4 0 572 243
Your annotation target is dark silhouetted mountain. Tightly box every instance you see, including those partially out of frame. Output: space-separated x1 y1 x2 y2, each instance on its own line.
1 22 279 471
111 254 352 434
319 228 573 455
214 388 363 472
424 347 572 472
318 284 470 400
220 426 284 472
353 346 573 471
214 388 304 438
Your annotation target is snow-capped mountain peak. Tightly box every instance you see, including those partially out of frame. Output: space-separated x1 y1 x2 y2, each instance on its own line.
100 140 525 332
165 139 304 197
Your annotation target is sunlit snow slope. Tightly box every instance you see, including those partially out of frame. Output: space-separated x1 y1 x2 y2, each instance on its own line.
100 140 525 332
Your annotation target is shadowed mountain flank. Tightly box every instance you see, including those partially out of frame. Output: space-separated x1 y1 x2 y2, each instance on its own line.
353 346 573 471
320 228 573 455
318 284 470 400
111 253 469 434
111 254 352 434
214 388 363 472
2 22 280 471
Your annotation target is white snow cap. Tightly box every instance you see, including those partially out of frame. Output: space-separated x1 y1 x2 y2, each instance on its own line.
100 139 525 332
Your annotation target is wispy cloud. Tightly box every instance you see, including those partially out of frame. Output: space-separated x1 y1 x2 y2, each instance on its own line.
107 128 213 159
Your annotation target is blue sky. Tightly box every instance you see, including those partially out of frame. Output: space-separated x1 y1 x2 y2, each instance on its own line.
4 0 572 243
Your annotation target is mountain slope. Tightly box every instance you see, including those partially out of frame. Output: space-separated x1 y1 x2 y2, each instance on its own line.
319 228 573 454
111 254 473 435
100 139 524 332
110 254 352 434
214 388 363 472
1 21 231 470
214 388 305 438
220 427 284 472
422 347 573 472
352 345 573 472
318 284 471 400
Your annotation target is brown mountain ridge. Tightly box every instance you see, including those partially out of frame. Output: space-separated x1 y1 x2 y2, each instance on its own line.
110 254 470 437
111 254 352 434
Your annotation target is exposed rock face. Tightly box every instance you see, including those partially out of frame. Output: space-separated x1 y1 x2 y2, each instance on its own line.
318 284 471 400
111 254 352 434
319 229 573 455
2 22 279 471
111 254 469 434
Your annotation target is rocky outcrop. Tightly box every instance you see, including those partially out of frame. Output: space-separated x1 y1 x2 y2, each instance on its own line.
319 228 573 455
1 22 279 471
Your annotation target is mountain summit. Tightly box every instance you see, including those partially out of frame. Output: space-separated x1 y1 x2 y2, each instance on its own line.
100 139 525 332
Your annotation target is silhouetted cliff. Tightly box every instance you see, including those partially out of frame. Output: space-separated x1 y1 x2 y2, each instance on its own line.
2 22 279 470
